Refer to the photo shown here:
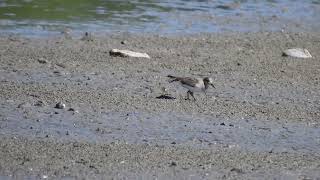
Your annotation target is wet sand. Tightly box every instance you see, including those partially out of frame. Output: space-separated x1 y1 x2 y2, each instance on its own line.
0 32 320 179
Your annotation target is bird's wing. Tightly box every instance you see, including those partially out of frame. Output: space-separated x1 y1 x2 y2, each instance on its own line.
180 77 198 87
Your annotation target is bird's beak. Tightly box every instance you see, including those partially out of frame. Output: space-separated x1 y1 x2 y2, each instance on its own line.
210 83 215 88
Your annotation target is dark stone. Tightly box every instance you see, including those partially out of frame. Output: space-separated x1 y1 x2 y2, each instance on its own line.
230 168 243 173
170 162 177 167
220 122 225 126
156 95 176 100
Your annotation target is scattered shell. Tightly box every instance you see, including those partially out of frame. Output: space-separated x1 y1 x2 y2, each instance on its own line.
282 48 312 58
55 102 65 109
109 49 150 59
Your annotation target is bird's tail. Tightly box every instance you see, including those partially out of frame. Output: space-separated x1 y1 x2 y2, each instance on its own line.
167 75 179 83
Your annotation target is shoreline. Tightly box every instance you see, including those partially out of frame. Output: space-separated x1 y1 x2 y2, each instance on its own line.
0 31 319 179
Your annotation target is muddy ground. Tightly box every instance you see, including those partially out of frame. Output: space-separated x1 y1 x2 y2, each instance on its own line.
0 32 320 179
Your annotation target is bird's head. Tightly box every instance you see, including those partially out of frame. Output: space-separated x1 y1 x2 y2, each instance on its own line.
203 77 215 88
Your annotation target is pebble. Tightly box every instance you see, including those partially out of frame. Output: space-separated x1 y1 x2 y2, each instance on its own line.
38 58 48 64
282 48 312 58
230 168 243 174
68 108 79 114
170 162 177 167
55 102 66 109
68 107 76 111
121 40 127 45
156 95 176 100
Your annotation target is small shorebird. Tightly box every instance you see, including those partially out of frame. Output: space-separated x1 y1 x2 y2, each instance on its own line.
167 75 215 101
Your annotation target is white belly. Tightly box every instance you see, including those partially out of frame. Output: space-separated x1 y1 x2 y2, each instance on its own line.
181 81 204 92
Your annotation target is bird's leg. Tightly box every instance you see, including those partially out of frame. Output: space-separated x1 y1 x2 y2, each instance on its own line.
186 91 191 100
203 89 207 96
189 91 197 101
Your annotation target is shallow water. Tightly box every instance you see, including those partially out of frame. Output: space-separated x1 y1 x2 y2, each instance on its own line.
1 99 320 154
0 0 319 36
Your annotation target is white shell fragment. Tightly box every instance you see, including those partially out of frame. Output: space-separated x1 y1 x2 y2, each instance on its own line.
283 48 312 58
109 49 150 59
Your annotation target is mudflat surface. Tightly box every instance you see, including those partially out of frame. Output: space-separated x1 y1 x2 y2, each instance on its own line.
0 32 320 179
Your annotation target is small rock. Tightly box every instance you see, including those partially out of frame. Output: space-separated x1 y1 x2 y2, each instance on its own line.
53 70 66 76
171 142 176 145
55 102 65 109
68 107 78 113
282 48 312 58
170 162 177 167
230 168 243 173
109 49 150 59
220 122 225 126
38 58 48 64
68 108 75 111
121 40 127 45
